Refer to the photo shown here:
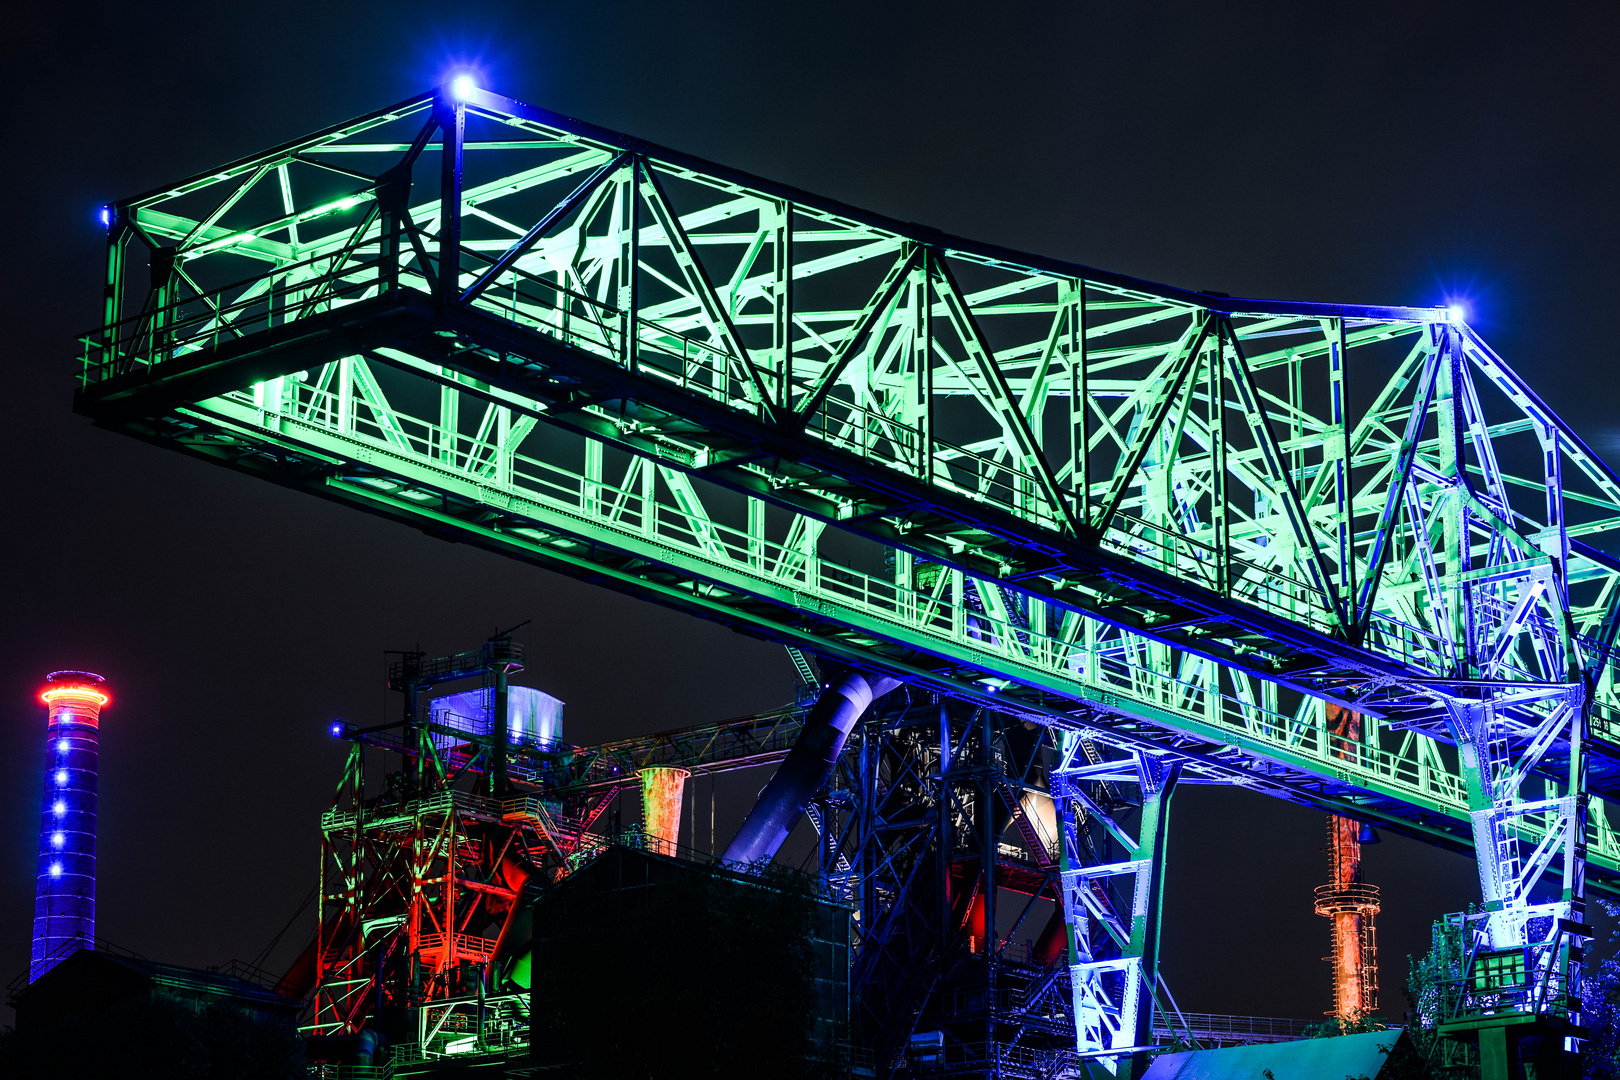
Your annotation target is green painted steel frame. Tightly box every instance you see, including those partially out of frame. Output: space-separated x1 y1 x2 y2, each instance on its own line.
73 83 1620 1056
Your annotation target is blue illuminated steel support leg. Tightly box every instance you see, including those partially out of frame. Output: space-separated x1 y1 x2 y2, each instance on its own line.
1432 326 1592 1078
1055 736 1179 1078
1440 694 1589 1078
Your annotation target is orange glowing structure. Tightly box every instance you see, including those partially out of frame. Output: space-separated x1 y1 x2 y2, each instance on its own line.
639 767 690 856
1315 704 1380 1020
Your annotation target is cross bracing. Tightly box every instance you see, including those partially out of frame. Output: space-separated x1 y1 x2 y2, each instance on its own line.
75 84 1615 1064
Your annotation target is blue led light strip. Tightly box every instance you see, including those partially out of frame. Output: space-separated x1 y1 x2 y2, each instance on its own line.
29 671 108 983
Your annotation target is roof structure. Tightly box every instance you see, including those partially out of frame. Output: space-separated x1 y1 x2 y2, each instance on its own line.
1142 1029 1416 1080
10 948 300 1030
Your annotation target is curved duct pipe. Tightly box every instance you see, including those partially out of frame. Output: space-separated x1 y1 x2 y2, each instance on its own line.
723 668 900 866
492 850 538 989
280 910 347 1001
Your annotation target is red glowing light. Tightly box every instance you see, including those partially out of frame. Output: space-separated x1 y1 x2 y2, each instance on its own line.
40 686 110 707
40 672 110 710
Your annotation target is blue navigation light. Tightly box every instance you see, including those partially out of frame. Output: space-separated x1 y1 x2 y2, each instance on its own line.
55 770 68 785
49 863 61 877
330 721 346 738
51 833 63 848
58 739 70 753
99 206 111 228
1447 304 1466 324
52 800 65 815
450 73 476 100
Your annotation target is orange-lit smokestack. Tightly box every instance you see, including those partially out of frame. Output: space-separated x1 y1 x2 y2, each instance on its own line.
1315 703 1380 1020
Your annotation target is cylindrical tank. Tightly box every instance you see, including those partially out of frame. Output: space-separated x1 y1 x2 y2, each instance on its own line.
639 767 691 856
31 671 109 982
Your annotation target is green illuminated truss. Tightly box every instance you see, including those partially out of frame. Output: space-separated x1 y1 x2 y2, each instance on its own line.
74 85 1620 1054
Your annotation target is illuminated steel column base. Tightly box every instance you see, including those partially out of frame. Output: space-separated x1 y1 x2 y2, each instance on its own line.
30 671 109 982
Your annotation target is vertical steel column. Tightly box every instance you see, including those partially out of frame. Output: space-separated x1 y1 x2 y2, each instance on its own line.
149 246 176 363
1122 756 1177 1078
1055 742 1179 1077
378 167 403 296
771 199 792 408
101 212 128 362
1328 317 1355 623
617 159 640 371
912 248 933 486
1207 323 1229 596
437 93 464 306
400 653 424 794
490 652 510 798
1070 281 1089 526
981 705 997 961
938 704 953 956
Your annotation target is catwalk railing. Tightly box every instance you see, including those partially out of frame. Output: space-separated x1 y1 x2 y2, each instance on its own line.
163 361 1620 881
78 84 1620 743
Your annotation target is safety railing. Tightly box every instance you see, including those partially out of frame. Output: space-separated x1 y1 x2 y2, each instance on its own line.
81 245 1417 660
196 354 1620 871
79 251 392 386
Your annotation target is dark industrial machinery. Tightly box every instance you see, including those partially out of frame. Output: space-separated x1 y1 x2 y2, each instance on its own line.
73 80 1620 1078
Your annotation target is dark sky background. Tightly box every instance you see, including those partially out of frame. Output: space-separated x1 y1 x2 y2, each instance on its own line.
3 0 1617 1029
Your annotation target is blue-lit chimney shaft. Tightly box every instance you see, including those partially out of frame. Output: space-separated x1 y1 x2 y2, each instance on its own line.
30 671 108 982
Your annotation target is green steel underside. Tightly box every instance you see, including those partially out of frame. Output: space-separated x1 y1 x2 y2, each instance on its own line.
74 87 1620 890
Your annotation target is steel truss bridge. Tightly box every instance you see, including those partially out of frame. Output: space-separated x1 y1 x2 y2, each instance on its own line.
76 84 1620 1074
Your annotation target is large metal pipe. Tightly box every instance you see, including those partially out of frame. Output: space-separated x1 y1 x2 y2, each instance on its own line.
723 669 899 866
640 767 690 856
491 850 538 989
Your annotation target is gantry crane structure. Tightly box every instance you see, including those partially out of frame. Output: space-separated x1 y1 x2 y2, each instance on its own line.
75 82 1620 1077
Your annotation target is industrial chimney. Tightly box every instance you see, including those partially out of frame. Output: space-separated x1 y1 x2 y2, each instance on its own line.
30 671 109 982
1316 703 1380 1022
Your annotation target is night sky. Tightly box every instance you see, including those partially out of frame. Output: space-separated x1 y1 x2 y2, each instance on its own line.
3 1 1617 1029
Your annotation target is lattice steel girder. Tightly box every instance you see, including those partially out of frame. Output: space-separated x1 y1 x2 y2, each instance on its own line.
81 85 1620 775
75 88 1620 872
75 345 1620 895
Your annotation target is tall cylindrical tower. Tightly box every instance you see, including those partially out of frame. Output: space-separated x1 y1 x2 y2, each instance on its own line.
1316 703 1380 1021
30 671 109 982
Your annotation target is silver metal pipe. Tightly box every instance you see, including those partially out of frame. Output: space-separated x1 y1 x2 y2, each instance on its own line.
723 669 899 865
